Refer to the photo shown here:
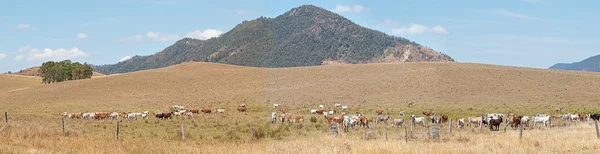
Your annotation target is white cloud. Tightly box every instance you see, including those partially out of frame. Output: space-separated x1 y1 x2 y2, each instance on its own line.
17 47 87 61
332 4 367 13
15 54 23 61
76 33 89 39
431 26 449 34
392 24 449 35
18 45 32 53
15 24 34 29
186 29 223 40
146 31 180 41
116 34 144 42
120 56 132 62
236 10 250 16
494 9 542 20
0 53 6 59
520 0 540 3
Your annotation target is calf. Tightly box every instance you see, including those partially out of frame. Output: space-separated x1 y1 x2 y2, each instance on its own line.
376 115 390 124
457 118 465 129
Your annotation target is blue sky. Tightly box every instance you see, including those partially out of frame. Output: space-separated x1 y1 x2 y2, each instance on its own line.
1 0 598 73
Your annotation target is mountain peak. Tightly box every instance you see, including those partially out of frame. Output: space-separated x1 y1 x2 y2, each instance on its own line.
549 54 600 72
94 5 453 74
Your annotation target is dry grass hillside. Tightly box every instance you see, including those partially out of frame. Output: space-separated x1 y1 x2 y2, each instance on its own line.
2 62 600 115
0 74 41 94
2 62 600 153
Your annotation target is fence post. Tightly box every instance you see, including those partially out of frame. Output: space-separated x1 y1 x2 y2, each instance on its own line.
116 119 120 140
410 116 414 138
385 123 388 141
449 119 452 133
504 118 508 132
404 126 408 142
181 124 185 140
432 123 440 140
595 120 599 139
250 124 254 138
62 117 65 135
4 112 7 123
330 122 337 136
479 116 483 129
519 121 524 139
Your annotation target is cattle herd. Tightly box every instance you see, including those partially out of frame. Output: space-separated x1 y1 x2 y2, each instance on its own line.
61 104 600 133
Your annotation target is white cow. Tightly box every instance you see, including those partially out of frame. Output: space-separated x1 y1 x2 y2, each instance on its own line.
239 104 246 107
273 104 280 109
458 118 465 128
182 112 193 118
318 105 324 110
468 116 483 127
521 116 530 127
271 112 277 123
341 106 349 111
82 113 95 119
334 104 342 108
171 105 184 111
411 115 426 126
328 110 335 116
108 112 119 119
392 119 404 127
127 113 138 120
568 114 580 121
216 109 225 114
533 114 550 127
310 109 317 114
141 111 149 119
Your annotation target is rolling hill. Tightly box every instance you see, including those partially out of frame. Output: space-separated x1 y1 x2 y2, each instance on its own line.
0 74 41 94
93 5 453 75
4 62 600 115
550 54 600 72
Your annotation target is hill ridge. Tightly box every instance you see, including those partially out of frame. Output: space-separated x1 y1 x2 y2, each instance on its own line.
93 5 453 75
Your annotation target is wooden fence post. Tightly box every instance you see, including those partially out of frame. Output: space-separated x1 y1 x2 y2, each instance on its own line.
330 122 337 136
181 124 185 140
62 117 65 135
504 118 508 132
116 119 120 140
385 123 388 141
595 120 599 139
250 124 254 138
449 119 452 133
519 121 524 139
4 112 7 123
479 116 483 129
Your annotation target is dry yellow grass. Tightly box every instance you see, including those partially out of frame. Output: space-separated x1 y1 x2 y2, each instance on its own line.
2 62 600 153
0 74 41 94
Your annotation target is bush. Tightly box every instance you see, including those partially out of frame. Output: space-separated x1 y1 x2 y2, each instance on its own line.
39 60 93 84
310 117 318 123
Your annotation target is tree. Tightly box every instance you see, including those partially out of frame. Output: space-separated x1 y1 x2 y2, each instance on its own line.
39 60 93 84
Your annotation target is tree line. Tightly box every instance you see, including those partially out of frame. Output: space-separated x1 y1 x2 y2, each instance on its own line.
39 60 93 84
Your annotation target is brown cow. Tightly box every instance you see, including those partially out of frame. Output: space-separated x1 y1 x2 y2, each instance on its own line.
295 116 304 123
423 111 433 116
94 112 108 120
579 113 585 121
510 116 522 129
188 109 199 114
334 117 343 124
359 117 369 128
316 109 325 115
441 114 449 123
281 108 287 114
376 110 384 115
201 109 211 114
237 107 247 112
